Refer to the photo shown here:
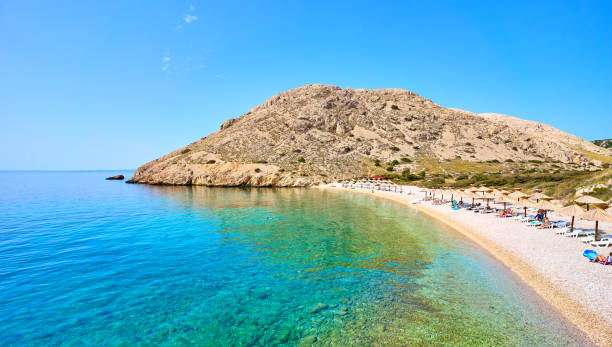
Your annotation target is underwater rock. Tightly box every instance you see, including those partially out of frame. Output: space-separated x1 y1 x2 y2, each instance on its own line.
309 303 328 314
299 335 318 345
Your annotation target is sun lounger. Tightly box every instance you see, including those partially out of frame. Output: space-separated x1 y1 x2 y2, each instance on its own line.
555 227 569 235
590 239 612 247
566 230 595 238
553 221 569 228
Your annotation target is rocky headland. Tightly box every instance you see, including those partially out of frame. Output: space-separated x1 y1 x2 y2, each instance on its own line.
127 84 612 186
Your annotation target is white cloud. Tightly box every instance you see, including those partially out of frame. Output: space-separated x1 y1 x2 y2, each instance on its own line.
162 53 171 72
183 14 198 23
189 5 195 11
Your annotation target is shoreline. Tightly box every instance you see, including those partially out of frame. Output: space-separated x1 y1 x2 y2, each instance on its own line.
317 185 612 346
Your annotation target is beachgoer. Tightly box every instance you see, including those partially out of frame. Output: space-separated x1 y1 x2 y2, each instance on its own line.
592 254 607 263
538 217 550 229
606 252 612 265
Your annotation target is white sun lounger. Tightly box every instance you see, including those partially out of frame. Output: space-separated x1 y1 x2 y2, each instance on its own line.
590 236 612 247
566 229 594 238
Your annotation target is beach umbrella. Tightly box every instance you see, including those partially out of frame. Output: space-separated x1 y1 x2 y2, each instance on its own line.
574 195 607 211
527 199 557 217
512 197 531 217
556 204 586 233
580 207 612 241
549 200 565 209
479 186 494 193
460 190 477 205
479 194 496 207
495 194 514 211
529 192 553 202
508 191 529 200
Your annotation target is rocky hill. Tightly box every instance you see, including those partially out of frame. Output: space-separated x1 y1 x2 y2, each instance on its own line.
593 139 612 149
127 84 612 186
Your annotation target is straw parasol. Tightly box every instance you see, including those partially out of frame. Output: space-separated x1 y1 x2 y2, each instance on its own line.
526 199 557 217
494 194 515 211
574 195 607 211
549 200 565 209
580 207 612 241
479 194 496 208
512 196 531 216
460 190 477 205
556 204 586 233
529 192 553 202
508 191 529 200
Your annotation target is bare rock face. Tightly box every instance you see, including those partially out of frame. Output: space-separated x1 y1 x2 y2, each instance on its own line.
127 84 612 186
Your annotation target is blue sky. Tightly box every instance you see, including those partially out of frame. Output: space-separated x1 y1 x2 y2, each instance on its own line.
1 1 611 170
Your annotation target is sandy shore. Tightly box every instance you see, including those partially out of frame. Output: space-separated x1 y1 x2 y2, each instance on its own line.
317 184 612 346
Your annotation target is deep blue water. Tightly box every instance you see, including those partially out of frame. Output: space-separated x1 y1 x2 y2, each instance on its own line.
0 171 588 346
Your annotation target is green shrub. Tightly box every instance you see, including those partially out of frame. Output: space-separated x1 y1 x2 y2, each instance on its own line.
181 148 191 154
465 142 472 146
297 157 305 163
528 159 543 164
374 159 381 167
505 159 514 162
293 149 302 153
386 166 394 172
456 174 469 180
512 146 518 151
348 133 354 137
472 173 487 181
391 146 400 152
429 177 446 185
401 157 412 163
206 159 216 164
254 168 261 173
391 159 400 165
255 160 268 164
419 171 426 178
343 147 352 153
391 105 400 110
279 168 285 172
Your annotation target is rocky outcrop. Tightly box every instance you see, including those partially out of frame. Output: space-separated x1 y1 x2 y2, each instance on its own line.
127 84 612 186
106 174 124 180
593 139 612 149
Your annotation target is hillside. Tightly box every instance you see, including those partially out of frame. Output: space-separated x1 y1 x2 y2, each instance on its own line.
593 139 612 149
127 84 612 186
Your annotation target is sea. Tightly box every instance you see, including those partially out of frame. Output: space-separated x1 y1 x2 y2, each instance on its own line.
0 171 589 346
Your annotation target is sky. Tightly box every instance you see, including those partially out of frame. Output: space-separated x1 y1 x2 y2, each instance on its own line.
1 1 611 170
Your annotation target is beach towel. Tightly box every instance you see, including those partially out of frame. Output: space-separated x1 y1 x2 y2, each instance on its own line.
583 250 597 261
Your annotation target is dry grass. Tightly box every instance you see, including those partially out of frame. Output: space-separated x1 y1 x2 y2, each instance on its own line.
576 148 612 164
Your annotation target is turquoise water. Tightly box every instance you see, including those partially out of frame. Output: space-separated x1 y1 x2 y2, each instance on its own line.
0 171 588 346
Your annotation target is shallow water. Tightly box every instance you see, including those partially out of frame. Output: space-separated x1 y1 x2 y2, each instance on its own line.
0 171 588 345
